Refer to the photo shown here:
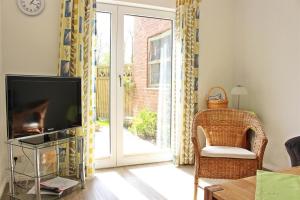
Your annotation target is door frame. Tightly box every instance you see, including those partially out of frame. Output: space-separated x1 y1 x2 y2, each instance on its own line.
95 2 175 169
116 5 175 167
95 3 118 169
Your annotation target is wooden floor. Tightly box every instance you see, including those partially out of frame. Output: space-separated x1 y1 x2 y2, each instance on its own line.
2 162 205 200
63 162 204 200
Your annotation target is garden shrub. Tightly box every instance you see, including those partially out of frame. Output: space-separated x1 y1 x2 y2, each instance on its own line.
129 108 157 139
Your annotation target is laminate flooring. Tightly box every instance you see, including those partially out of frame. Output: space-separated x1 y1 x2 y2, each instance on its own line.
2 162 205 200
63 162 204 200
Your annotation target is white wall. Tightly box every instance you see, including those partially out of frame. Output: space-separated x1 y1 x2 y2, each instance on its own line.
1 0 174 76
234 0 300 170
2 0 60 75
0 0 7 196
198 0 235 109
0 0 61 196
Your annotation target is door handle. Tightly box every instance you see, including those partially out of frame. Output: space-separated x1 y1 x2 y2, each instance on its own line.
119 74 122 87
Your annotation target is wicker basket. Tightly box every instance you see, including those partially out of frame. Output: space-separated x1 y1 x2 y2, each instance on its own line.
207 87 228 109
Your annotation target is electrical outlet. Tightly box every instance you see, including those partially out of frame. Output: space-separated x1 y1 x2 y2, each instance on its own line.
16 156 23 163
13 156 18 163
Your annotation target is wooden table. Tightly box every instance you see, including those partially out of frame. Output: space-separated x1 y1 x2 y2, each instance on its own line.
204 167 300 200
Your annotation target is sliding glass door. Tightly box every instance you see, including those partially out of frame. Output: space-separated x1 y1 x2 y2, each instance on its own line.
94 3 174 168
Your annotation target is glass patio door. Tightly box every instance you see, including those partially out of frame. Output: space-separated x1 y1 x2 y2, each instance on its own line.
95 3 174 168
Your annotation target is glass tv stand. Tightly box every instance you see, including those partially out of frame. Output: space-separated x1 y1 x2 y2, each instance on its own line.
6 132 85 200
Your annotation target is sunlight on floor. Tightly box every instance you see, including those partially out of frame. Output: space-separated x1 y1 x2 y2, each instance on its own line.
94 163 205 200
94 171 148 200
128 164 199 200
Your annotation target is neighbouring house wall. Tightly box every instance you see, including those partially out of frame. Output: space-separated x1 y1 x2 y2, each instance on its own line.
198 0 235 109
132 17 171 115
129 0 236 119
234 0 300 170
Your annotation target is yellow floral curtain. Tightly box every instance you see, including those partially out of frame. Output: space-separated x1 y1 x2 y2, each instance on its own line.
58 0 96 176
174 0 201 165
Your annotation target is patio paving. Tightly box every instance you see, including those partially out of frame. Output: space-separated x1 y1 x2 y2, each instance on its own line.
95 126 163 158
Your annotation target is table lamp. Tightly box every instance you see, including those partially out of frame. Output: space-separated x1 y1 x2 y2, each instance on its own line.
231 85 248 109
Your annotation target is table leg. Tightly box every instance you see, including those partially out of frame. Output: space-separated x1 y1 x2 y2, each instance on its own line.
56 142 60 176
34 148 41 200
8 143 15 197
204 185 223 200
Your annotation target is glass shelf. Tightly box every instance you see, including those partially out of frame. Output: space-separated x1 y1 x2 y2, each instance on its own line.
9 170 57 179
6 132 77 150
8 177 81 200
7 132 85 200
8 193 60 200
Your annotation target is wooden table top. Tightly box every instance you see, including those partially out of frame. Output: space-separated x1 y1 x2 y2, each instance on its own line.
204 167 300 200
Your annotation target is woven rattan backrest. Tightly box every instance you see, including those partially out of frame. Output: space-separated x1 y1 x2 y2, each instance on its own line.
194 109 257 147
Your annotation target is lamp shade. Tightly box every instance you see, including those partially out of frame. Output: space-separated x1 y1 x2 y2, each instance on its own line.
231 85 248 95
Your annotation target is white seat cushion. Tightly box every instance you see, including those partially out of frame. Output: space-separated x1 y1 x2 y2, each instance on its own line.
201 146 256 160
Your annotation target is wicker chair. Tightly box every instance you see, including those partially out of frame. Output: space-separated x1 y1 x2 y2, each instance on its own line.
192 109 268 200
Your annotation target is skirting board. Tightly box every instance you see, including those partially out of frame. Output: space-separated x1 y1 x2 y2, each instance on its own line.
263 163 285 172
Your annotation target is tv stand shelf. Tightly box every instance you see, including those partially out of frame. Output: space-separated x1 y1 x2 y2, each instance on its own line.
6 133 85 200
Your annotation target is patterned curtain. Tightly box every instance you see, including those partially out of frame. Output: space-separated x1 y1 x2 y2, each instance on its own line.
173 0 201 165
58 0 96 176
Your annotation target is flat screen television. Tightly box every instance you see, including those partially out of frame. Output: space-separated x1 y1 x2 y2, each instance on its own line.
6 75 82 140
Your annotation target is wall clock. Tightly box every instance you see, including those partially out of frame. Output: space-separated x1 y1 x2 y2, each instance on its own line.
17 0 45 16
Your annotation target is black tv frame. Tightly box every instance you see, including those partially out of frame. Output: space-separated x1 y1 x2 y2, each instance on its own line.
5 74 82 141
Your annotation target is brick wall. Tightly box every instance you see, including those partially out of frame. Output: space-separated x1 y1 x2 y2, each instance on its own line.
131 17 171 115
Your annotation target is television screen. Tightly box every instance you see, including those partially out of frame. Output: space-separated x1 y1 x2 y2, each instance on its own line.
6 75 82 139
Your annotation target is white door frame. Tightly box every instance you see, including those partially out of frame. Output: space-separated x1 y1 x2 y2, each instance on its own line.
95 2 175 169
95 3 118 169
116 5 175 167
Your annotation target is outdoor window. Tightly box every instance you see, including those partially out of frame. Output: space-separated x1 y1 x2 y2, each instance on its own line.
148 30 172 88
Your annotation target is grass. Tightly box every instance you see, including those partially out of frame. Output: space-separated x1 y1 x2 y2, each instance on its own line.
96 119 109 127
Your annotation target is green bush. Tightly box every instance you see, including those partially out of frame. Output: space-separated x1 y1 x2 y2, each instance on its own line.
95 119 109 131
123 75 135 91
129 108 157 139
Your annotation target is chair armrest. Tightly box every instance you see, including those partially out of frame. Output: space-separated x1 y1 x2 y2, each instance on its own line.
246 125 268 169
192 112 207 160
192 119 204 163
191 127 205 160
